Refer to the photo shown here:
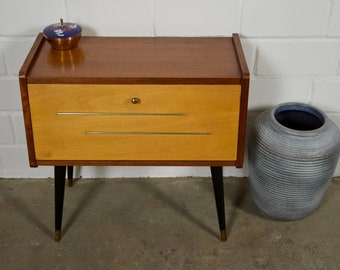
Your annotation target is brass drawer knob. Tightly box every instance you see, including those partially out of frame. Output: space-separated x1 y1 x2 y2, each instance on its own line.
131 97 140 104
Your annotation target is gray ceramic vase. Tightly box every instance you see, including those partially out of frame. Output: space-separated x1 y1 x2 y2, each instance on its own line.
248 102 340 220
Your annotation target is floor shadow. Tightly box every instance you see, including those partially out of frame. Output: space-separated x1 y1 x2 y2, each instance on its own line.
0 179 107 240
62 180 106 238
134 180 219 239
225 178 261 214
200 177 262 238
0 181 51 238
224 178 257 236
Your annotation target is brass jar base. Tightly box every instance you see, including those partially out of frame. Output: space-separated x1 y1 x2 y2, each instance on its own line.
44 33 81 51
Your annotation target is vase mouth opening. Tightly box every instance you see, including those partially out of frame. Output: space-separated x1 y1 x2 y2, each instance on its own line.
274 104 325 131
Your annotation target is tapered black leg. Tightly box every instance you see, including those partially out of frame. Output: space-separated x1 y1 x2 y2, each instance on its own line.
67 166 74 187
55 166 66 241
210 166 227 241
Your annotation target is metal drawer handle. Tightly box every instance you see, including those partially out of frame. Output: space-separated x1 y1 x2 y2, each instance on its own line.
131 97 140 104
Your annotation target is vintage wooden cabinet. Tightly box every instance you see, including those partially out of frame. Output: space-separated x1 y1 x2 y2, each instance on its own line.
19 33 249 241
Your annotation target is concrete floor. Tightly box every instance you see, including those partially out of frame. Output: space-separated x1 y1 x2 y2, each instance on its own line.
0 176 339 270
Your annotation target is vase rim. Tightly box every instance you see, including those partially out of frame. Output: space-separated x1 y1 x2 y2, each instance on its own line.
271 102 328 136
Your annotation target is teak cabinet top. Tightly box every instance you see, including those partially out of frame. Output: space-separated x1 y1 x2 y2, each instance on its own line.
20 33 249 85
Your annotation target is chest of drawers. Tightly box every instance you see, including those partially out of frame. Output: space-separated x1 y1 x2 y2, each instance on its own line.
19 34 249 241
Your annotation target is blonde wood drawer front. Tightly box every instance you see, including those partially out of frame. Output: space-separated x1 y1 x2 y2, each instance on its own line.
28 84 241 162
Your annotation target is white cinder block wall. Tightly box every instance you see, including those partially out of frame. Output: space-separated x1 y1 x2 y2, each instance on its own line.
0 0 339 178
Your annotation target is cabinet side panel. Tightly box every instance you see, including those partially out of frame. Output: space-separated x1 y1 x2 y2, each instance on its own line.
232 33 250 168
18 34 45 167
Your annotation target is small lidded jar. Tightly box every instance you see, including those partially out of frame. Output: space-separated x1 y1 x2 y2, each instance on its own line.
43 18 82 51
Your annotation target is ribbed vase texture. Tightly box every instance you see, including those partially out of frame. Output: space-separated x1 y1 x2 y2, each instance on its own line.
248 103 340 220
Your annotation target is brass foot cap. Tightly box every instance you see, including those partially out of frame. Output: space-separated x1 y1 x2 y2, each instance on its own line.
67 179 73 187
220 230 227 242
55 230 61 242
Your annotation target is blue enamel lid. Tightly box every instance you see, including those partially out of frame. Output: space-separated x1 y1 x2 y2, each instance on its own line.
43 19 82 38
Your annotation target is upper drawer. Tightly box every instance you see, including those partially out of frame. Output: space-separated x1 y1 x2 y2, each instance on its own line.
27 84 240 115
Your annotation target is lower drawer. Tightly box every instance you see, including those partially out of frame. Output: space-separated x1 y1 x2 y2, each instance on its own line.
28 84 241 162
